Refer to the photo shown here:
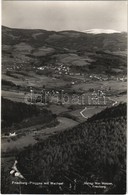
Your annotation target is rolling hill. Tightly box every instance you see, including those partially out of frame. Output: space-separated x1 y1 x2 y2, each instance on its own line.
2 26 127 51
2 26 127 75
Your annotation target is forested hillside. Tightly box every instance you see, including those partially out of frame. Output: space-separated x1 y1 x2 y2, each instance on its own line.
88 103 126 121
15 103 126 194
2 26 127 51
2 98 56 130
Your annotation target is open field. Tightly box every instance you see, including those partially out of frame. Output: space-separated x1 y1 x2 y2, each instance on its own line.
2 90 25 102
2 71 69 89
72 79 127 92
2 73 126 102
68 106 106 122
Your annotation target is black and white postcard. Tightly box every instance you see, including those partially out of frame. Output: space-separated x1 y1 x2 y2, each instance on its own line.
1 0 127 194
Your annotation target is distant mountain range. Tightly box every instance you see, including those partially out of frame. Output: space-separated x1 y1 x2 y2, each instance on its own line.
2 26 127 75
2 26 127 51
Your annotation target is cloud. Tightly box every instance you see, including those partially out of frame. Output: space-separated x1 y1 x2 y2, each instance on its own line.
2 1 127 31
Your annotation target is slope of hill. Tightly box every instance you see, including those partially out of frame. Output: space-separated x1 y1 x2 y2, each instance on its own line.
8 103 126 194
88 103 126 121
2 98 56 131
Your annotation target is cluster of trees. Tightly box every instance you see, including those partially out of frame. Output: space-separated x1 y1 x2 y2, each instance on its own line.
36 69 52 77
14 103 126 194
88 103 126 121
2 98 56 131
2 79 18 88
90 53 126 74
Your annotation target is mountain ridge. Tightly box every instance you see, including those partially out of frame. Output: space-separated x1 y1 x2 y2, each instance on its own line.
2 25 127 51
2 25 127 34
83 28 122 34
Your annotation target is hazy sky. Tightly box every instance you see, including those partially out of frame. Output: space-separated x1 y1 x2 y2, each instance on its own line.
2 1 127 32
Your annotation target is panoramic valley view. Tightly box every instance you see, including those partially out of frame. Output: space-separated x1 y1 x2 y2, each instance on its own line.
1 1 127 194
1 25 127 194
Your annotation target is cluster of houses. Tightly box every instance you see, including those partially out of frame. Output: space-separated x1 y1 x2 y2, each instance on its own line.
6 64 24 71
2 132 17 138
36 63 127 84
35 64 70 75
5 60 127 84
89 74 127 82
35 63 82 76
10 160 25 179
117 76 127 82
5 56 31 71
89 75 103 81
37 66 48 71
55 64 70 75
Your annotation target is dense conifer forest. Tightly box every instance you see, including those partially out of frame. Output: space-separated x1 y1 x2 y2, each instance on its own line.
15 103 126 194
2 98 56 130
